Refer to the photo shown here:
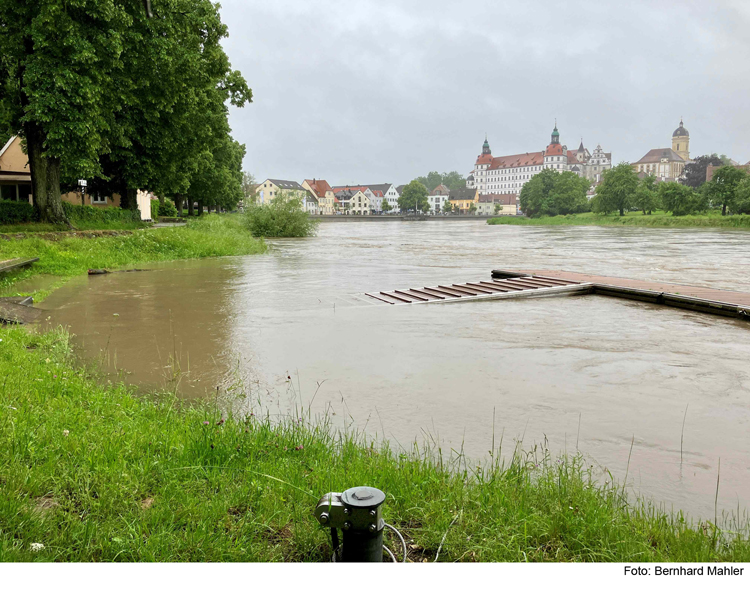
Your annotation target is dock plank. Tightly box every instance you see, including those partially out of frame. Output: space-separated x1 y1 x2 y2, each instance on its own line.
0 257 39 273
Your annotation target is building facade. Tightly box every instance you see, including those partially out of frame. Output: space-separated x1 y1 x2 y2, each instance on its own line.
333 189 370 214
429 184 450 214
467 126 611 196
302 179 335 214
255 179 310 204
631 120 691 181
476 193 518 216
448 187 478 214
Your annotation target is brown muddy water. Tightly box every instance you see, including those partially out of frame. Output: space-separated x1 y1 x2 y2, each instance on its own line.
38 221 750 523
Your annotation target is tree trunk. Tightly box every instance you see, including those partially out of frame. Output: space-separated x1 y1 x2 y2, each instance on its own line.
187 197 194 216
619 207 624 216
722 203 727 216
176 194 184 217
25 121 70 226
120 187 138 211
197 201 203 216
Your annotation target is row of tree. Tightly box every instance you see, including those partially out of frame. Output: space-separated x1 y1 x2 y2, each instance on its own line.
592 163 750 216
414 171 466 193
0 0 250 224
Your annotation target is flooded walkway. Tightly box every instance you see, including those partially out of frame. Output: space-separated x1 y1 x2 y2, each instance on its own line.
37 222 750 522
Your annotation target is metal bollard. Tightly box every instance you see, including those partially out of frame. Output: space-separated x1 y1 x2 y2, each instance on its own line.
314 486 386 562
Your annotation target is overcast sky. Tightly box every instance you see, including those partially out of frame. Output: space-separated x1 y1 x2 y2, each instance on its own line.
220 0 750 185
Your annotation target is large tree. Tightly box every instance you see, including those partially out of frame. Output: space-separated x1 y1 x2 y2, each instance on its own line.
591 163 639 216
0 0 133 223
633 174 659 214
682 154 724 188
519 168 588 218
398 180 430 213
703 165 747 215
415 170 466 192
659 182 704 216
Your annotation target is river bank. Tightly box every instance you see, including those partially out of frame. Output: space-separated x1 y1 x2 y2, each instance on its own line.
487 211 750 229
0 216 266 301
1 325 748 562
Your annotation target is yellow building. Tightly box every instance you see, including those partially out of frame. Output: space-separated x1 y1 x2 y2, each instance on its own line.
301 179 335 214
255 179 309 204
632 120 690 181
448 187 478 214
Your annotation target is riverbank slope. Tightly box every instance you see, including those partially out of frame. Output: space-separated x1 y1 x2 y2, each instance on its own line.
0 215 266 301
487 211 750 229
1 326 748 562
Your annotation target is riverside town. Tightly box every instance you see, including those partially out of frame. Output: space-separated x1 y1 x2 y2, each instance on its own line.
0 1 749 589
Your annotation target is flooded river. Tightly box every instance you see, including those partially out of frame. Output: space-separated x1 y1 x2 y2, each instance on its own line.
39 221 750 522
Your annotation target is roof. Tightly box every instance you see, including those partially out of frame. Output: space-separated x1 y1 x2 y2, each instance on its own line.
431 184 450 195
362 183 393 195
477 193 517 204
304 179 333 199
632 148 685 165
266 179 305 190
488 151 544 169
332 185 371 194
449 187 477 201
395 185 406 195
672 120 689 137
304 194 318 203
475 154 493 165
545 143 564 156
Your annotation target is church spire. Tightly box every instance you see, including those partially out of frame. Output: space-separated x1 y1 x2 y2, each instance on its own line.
482 134 491 155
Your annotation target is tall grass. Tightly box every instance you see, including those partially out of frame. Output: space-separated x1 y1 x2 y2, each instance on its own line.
0 215 266 297
488 211 750 229
0 326 748 562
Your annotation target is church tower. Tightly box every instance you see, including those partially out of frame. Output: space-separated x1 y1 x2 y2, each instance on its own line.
482 134 491 155
672 118 690 161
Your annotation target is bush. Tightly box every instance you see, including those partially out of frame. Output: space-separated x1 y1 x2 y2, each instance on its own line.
62 202 140 223
0 200 37 224
150 200 159 220
659 182 705 216
244 193 318 237
158 199 178 218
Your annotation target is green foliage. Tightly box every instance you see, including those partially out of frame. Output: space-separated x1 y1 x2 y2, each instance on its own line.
659 182 704 216
0 201 37 224
244 192 319 238
61 202 139 223
443 200 454 214
241 172 257 204
158 199 178 218
731 178 750 215
150 200 159 220
415 171 466 192
398 180 430 213
494 203 503 214
703 165 748 215
591 164 639 215
633 175 660 214
381 199 392 212
1 327 749 562
0 215 266 293
519 169 589 218
682 154 724 188
487 210 750 228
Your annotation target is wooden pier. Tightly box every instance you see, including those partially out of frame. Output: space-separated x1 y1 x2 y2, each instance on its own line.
365 269 750 321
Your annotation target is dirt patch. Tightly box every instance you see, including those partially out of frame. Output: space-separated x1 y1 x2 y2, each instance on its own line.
32 495 60 517
140 497 154 510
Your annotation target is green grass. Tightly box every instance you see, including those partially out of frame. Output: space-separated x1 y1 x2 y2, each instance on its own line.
0 220 149 233
0 215 266 300
488 211 750 228
0 327 748 562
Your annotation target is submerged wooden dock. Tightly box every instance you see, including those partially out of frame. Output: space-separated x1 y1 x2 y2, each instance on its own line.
365 269 750 321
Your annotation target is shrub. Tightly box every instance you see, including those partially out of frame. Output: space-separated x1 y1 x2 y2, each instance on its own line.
62 202 140 223
658 182 705 216
0 200 37 224
150 200 159 220
158 199 178 218
244 192 318 237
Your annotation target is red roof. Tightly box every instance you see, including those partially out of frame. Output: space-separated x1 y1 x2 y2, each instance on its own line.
304 179 333 199
332 185 369 194
545 143 564 156
475 154 493 165
488 151 544 169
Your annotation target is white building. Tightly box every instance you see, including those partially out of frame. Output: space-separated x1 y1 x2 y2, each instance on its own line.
467 126 611 196
429 184 450 214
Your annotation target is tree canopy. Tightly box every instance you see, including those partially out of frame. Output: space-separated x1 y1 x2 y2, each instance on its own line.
398 180 430 213
519 169 590 218
703 165 748 215
633 174 659 215
415 171 466 192
591 164 639 216
659 182 706 216
0 0 250 223
682 154 724 188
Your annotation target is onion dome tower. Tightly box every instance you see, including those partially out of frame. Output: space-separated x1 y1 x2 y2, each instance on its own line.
672 118 690 161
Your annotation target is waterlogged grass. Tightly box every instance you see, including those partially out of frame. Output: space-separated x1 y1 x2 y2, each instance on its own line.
0 215 266 298
488 211 750 229
0 327 748 562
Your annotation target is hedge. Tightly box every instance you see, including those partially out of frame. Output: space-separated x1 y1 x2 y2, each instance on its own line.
62 202 140 222
0 200 37 224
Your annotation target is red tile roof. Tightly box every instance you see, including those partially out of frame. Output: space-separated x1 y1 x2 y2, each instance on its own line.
304 179 333 199
476 154 493 165
545 143 564 156
488 151 544 169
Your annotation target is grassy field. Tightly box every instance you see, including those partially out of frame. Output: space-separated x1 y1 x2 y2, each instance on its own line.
0 215 266 300
1 326 748 562
488 211 750 228
0 220 149 233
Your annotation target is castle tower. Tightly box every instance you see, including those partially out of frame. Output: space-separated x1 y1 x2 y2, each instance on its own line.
672 118 690 161
482 134 491 155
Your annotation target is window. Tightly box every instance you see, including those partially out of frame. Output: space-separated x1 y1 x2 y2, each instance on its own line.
92 193 107 204
1 185 17 201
